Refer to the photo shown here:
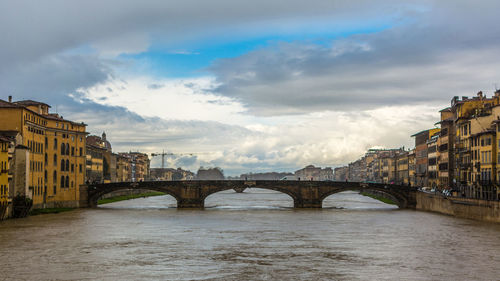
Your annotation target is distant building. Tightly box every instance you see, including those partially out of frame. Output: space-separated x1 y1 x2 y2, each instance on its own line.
119 152 150 182
295 165 333 181
239 172 293 180
86 133 113 184
196 167 224 180
334 166 349 181
151 167 194 181
411 128 440 187
115 153 131 182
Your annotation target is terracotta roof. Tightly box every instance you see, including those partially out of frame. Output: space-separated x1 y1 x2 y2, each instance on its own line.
14 100 51 108
0 99 86 126
86 143 107 151
0 99 22 108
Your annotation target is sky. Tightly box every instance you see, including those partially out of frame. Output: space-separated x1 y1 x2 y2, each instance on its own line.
1 0 500 176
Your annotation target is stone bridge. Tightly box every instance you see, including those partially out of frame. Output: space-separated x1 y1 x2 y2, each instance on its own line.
80 180 417 209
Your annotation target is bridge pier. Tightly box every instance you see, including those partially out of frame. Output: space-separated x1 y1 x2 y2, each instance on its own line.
294 199 322 208
177 198 204 208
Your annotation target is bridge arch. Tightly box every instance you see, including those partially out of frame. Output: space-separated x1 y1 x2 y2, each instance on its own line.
201 184 299 202
318 186 409 208
87 183 182 208
203 187 296 207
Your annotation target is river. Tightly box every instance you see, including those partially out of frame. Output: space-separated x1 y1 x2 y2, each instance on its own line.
1 189 499 281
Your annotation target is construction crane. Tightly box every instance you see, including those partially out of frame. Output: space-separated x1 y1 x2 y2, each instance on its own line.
151 150 208 169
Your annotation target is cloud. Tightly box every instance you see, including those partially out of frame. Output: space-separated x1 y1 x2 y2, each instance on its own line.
2 0 500 175
76 76 252 124
66 100 438 176
208 1 500 115
0 54 111 104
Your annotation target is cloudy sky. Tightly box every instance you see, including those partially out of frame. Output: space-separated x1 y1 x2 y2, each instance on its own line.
1 0 500 175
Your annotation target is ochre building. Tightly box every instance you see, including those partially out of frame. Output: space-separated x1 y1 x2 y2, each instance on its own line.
0 97 87 208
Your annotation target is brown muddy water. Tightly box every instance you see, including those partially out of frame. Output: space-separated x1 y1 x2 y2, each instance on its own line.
1 190 499 281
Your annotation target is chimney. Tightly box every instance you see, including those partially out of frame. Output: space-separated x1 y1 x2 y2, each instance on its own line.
8 95 12 103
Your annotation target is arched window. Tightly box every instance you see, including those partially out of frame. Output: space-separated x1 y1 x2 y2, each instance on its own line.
44 170 47 181
61 143 65 155
60 176 65 188
53 154 57 166
66 143 70 156
54 138 57 150
45 153 48 165
61 159 65 171
65 160 69 171
65 176 69 188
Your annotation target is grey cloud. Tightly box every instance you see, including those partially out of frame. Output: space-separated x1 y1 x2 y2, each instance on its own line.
0 54 111 104
0 0 411 70
208 1 500 115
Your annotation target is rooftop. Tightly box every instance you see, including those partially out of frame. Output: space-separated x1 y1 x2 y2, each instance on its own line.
14 100 51 108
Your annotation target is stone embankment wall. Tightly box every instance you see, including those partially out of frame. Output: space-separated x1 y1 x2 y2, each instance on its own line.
416 192 500 223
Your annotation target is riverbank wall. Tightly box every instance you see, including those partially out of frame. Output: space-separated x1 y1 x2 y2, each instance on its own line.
416 192 500 223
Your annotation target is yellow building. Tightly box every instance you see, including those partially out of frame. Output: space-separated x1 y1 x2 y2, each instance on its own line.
85 143 105 184
86 134 114 183
427 131 440 189
396 150 409 185
436 108 454 191
0 97 87 208
0 136 9 219
408 149 416 187
120 152 150 182
115 153 131 182
451 91 500 195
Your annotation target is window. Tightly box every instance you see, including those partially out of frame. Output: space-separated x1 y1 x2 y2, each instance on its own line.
79 164 82 173
61 159 65 171
54 138 58 149
65 176 69 188
79 147 83 156
66 144 70 156
61 176 65 188
71 147 75 156
65 160 69 171
61 143 65 155
71 164 74 172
